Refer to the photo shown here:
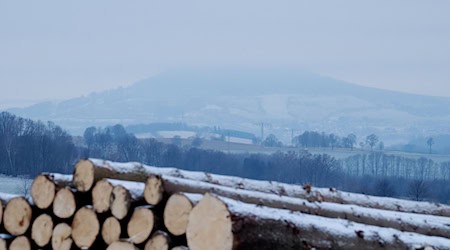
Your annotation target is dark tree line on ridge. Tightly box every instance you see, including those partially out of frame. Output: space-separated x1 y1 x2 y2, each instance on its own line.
1 111 450 203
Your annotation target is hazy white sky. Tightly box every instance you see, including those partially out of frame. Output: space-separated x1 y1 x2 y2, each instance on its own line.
1 0 450 108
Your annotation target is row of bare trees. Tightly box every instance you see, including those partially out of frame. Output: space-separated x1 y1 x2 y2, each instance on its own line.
0 112 75 176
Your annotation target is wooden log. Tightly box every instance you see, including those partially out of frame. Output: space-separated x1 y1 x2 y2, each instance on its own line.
3 197 32 236
107 241 138 250
53 187 76 219
186 193 450 250
101 217 121 245
111 185 132 220
161 175 450 239
52 223 72 250
144 230 171 250
0 234 11 250
171 246 188 250
88 158 450 217
92 179 114 213
71 207 99 249
72 160 450 238
31 175 56 210
31 213 53 247
127 206 154 244
163 193 196 236
74 160 165 205
9 236 31 250
0 192 19 226
144 175 164 206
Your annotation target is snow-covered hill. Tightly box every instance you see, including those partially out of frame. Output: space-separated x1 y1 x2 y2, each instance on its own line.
8 68 450 143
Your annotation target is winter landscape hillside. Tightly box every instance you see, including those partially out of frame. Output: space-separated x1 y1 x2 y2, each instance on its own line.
8 68 450 144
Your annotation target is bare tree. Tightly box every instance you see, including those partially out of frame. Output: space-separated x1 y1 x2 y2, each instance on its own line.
365 134 379 151
408 180 429 201
427 137 434 154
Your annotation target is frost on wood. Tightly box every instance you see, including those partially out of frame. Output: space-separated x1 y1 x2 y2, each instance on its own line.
162 175 450 238
187 193 450 250
89 158 450 216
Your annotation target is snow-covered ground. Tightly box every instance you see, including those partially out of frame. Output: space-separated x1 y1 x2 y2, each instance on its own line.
0 175 33 195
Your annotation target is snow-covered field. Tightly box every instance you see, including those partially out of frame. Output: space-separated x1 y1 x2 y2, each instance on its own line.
0 175 33 195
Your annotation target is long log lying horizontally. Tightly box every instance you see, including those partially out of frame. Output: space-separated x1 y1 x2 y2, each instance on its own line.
85 158 450 216
161 175 450 239
186 193 450 250
71 166 450 239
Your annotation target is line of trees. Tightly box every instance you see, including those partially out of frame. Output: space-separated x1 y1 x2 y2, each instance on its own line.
1 112 450 203
0 112 76 175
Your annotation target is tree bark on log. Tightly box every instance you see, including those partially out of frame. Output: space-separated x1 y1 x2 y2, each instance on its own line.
70 160 450 239
87 158 450 217
161 175 450 239
52 223 72 250
31 213 53 247
3 197 32 236
186 193 450 250
71 207 99 249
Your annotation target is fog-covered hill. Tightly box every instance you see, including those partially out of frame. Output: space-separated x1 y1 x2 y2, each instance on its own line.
8 68 450 143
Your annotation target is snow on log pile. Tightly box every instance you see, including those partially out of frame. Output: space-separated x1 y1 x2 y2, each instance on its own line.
0 159 450 249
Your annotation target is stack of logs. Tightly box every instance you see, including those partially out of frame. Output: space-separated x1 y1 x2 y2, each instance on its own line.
1 158 450 250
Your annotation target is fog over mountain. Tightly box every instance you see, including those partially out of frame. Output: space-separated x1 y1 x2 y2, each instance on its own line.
8 68 450 144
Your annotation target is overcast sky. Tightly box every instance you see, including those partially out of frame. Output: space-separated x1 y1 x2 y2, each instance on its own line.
1 0 450 108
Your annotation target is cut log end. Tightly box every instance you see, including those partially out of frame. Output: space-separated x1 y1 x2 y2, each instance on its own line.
52 223 72 250
144 175 164 205
145 231 170 250
31 213 53 247
171 247 189 250
92 179 113 213
111 185 131 220
164 193 193 236
0 238 6 250
187 193 232 250
73 159 95 192
9 236 31 250
127 207 154 244
53 187 76 219
31 175 56 209
102 217 121 245
71 207 99 249
3 197 32 236
107 241 138 250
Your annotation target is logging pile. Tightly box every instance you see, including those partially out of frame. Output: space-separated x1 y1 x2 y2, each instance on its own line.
1 158 450 250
